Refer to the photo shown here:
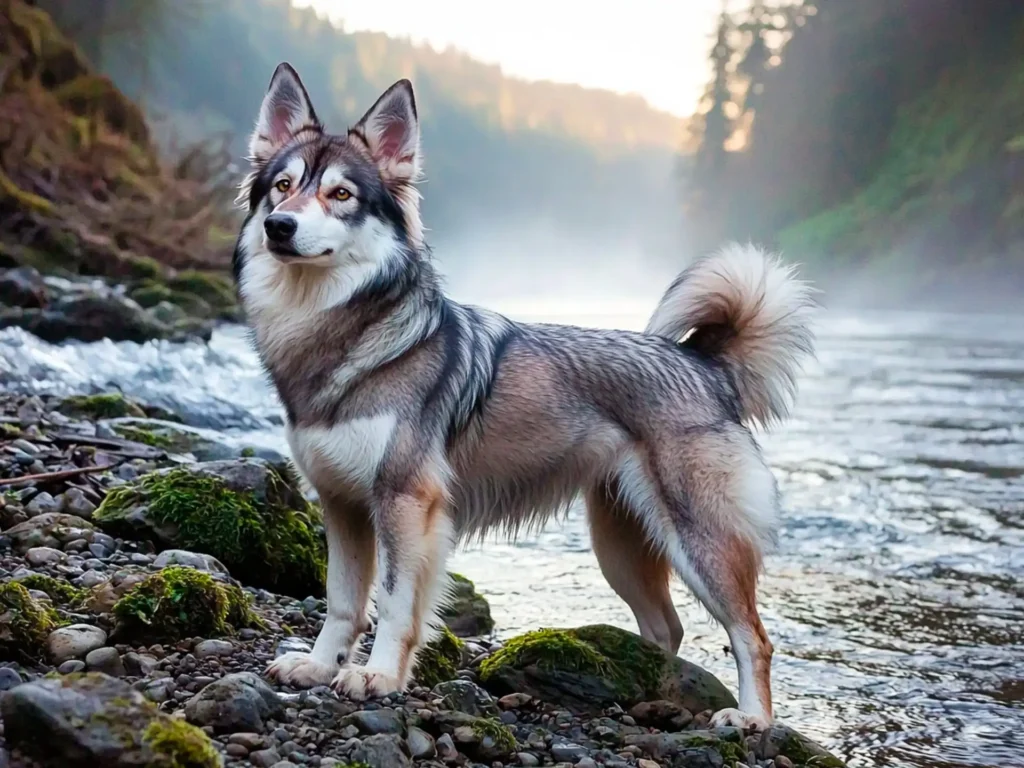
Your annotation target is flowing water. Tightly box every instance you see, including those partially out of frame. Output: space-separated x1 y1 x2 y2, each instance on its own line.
2 308 1022 768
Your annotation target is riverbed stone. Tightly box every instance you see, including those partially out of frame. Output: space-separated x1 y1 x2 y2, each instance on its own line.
48 624 107 663
184 671 284 733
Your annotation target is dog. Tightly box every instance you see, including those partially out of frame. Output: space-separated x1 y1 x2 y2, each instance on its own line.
234 62 815 730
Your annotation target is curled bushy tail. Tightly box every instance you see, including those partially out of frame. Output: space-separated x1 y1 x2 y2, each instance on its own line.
646 243 816 427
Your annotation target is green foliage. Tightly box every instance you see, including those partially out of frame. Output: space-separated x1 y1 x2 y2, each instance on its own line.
95 465 326 597
15 573 87 605
141 717 222 768
112 565 259 642
59 392 146 419
413 626 464 688
0 582 61 662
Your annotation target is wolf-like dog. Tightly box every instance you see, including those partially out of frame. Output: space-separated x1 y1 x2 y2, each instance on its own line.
235 63 815 729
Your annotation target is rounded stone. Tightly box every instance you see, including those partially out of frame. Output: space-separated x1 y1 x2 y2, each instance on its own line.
48 624 107 663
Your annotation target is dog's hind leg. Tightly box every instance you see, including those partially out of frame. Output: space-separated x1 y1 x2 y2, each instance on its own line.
586 484 683 654
267 497 376 687
642 432 778 729
331 473 454 700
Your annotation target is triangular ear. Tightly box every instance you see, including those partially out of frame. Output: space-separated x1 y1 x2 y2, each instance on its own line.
248 63 321 165
349 79 421 186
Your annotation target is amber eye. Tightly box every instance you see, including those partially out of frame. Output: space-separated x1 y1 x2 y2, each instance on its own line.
275 179 291 193
332 188 352 202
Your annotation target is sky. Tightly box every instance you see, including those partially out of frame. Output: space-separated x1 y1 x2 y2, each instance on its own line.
297 0 732 117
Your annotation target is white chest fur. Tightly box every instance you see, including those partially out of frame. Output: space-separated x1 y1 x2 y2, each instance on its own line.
287 414 398 499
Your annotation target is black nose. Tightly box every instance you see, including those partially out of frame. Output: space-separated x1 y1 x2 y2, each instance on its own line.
264 213 298 242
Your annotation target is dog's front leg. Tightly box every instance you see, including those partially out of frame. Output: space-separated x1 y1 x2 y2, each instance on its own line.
331 478 452 700
267 498 375 688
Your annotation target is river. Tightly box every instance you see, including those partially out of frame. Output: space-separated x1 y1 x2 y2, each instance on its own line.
2 307 1022 768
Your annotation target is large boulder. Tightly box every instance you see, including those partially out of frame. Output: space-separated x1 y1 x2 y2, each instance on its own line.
442 572 494 637
94 459 326 598
0 672 221 767
479 624 737 715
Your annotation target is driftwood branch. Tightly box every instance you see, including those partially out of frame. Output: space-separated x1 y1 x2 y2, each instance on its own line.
0 462 120 487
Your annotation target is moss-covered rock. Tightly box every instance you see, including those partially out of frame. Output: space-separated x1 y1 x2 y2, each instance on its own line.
0 671 222 767
58 392 146 419
167 270 238 318
13 573 87 606
112 566 260 643
442 572 494 637
427 711 516 762
479 624 737 715
94 459 326 598
0 581 61 662
624 725 848 767
413 626 465 688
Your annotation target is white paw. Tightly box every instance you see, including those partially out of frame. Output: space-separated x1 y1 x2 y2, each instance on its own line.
709 707 771 732
265 652 338 688
331 666 401 701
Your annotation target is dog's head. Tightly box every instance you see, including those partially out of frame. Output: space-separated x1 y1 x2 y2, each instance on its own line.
238 63 423 270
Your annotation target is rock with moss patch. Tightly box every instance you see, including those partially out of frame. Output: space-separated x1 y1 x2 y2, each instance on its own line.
94 458 326 598
428 711 516 762
108 419 237 460
0 581 61 662
0 671 222 767
625 726 847 767
14 572 87 605
442 572 494 637
58 392 146 419
479 624 737 715
413 626 465 688
111 565 260 643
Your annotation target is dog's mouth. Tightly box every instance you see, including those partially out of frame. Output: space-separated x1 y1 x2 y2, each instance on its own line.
268 244 335 261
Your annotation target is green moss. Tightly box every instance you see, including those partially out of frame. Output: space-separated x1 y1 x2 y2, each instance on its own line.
471 717 516 754
96 465 326 598
442 572 494 635
573 625 667 694
113 425 174 449
15 573 87 605
479 628 610 683
240 447 256 458
59 392 145 419
129 282 174 308
167 270 237 317
142 717 221 768
112 566 258 642
413 626 464 687
0 582 60 662
779 732 846 767
124 255 163 281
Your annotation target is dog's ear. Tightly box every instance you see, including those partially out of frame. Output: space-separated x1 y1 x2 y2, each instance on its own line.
249 63 321 165
349 79 421 187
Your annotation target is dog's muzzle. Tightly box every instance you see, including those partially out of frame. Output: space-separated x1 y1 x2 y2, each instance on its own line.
264 213 298 243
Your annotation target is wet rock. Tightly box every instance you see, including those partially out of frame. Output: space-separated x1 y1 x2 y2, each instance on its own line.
0 672 220 767
348 708 406 735
407 725 436 759
5 513 97 552
629 699 694 730
757 724 845 766
433 678 499 717
25 545 65 566
0 667 23 691
58 660 86 674
348 733 412 768
442 572 495 636
85 646 126 677
153 548 229 574
0 267 47 308
435 732 458 761
479 624 738 715
48 624 108 663
59 488 97 520
93 459 326 598
25 492 59 517
551 741 588 762
122 651 159 676
184 671 285 733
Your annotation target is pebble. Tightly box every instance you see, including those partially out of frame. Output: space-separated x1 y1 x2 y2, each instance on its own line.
85 647 126 677
407 725 435 759
775 758 795 768
0 668 23 692
48 624 108 663
60 488 97 520
194 639 234 658
25 546 65 566
551 742 588 762
436 732 458 761
249 749 283 768
57 660 86 674
25 492 58 516
517 753 541 767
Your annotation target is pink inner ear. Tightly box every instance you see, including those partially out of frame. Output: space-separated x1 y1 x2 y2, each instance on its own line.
270 104 296 143
376 118 409 161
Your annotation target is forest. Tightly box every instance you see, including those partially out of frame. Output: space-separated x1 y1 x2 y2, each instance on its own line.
684 0 1024 305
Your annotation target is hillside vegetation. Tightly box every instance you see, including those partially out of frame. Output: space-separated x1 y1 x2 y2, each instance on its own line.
684 0 1024 305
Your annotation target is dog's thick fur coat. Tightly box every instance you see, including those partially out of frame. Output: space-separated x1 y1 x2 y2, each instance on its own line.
235 64 816 728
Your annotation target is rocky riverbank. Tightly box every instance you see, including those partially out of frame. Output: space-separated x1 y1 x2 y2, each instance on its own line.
0 391 845 768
